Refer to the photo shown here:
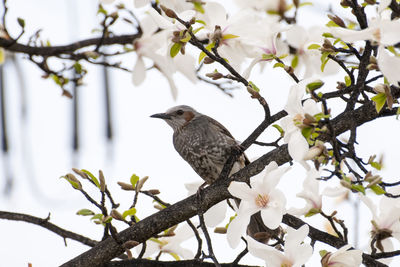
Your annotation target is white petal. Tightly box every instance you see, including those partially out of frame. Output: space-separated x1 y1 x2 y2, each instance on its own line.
132 56 146 86
134 0 149 8
260 206 284 229
378 45 400 85
147 7 173 29
378 0 392 13
246 236 285 264
379 19 400 45
179 10 196 21
288 131 309 161
228 181 256 201
322 185 348 197
303 99 319 116
227 213 250 248
290 244 313 266
331 27 376 43
286 25 308 48
174 54 198 83
286 224 309 247
204 201 227 227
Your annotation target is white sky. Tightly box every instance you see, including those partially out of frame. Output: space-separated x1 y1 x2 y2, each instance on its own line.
1 0 400 266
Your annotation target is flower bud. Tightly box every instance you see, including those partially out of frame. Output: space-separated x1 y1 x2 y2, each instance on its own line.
214 227 227 234
123 240 140 249
327 14 346 28
111 209 124 221
117 181 134 191
206 72 223 80
160 5 177 19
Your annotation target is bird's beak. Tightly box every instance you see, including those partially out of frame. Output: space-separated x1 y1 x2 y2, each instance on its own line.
150 113 171 120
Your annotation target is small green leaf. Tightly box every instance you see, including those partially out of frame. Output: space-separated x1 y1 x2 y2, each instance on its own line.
322 32 334 38
319 250 328 258
305 208 320 217
291 54 299 68
314 112 331 121
396 107 400 119
195 19 206 25
262 54 275 60
122 207 137 219
369 184 386 195
98 5 107 15
273 62 285 68
326 20 339 27
306 80 324 91
222 34 239 40
301 127 313 139
320 52 331 72
17 17 25 28
307 44 321 50
82 169 100 188
344 75 351 86
61 174 82 190
170 42 182 58
169 252 180 261
351 184 365 194
0 48 4 64
193 2 205 13
76 209 95 216
198 42 215 63
73 62 82 74
300 2 313 7
180 33 191 43
193 26 204 34
248 81 260 92
371 93 387 113
370 161 382 170
130 174 140 188
103 216 113 223
91 214 103 220
272 124 284 137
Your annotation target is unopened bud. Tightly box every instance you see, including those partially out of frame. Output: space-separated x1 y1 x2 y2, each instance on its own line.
123 240 140 249
370 55 377 64
367 63 379 70
64 173 82 190
154 204 165 210
111 209 124 221
117 181 134 191
336 81 346 90
203 57 214 64
303 113 316 125
322 39 333 49
367 176 382 187
136 176 149 192
328 14 346 28
340 0 351 7
214 227 227 234
340 179 352 189
206 72 223 80
99 170 106 192
246 85 261 99
148 189 161 195
210 25 222 43
365 0 376 4
284 65 294 74
373 83 388 94
160 5 177 19
72 168 89 179
171 36 181 43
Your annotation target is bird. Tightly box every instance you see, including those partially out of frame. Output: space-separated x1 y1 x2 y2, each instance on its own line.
151 105 278 242
150 105 246 185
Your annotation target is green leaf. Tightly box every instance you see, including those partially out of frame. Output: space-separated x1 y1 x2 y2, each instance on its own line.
61 174 81 190
300 2 313 7
369 184 386 195
370 161 382 170
193 26 204 34
248 81 260 92
301 127 313 139
272 124 284 137
314 112 330 121
222 34 239 40
98 4 107 15
130 174 140 188
0 48 4 64
306 80 324 91
170 42 182 58
17 17 25 28
195 19 206 25
73 62 82 74
326 20 339 27
344 75 351 86
322 32 334 38
273 62 285 68
396 107 400 119
307 44 321 50
291 54 299 68
193 1 205 13
371 93 387 113
76 209 95 216
91 214 103 220
262 54 275 60
169 252 180 261
198 42 215 63
180 33 191 43
351 184 365 194
103 216 113 223
82 169 101 188
305 208 320 217
319 250 328 258
320 52 330 72
122 207 137 219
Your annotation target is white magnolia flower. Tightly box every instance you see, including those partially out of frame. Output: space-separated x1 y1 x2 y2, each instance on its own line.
360 193 400 252
280 78 321 166
132 12 197 99
286 25 339 77
246 225 313 267
136 223 196 259
99 0 115 4
331 15 400 85
289 169 322 216
321 244 363 267
185 181 227 227
227 161 289 248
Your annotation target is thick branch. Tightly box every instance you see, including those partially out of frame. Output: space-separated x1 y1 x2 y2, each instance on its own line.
0 33 141 56
0 210 98 247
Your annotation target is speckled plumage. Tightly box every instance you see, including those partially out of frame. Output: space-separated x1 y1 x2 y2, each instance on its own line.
151 105 245 184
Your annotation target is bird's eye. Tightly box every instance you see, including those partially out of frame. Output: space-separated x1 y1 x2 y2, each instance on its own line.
176 109 184 115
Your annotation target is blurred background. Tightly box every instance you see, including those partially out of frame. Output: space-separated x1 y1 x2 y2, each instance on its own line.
1 0 400 266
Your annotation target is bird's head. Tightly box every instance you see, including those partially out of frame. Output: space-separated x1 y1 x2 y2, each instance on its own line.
150 105 199 132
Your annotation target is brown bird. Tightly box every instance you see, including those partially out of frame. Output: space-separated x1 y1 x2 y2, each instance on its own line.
150 105 246 184
151 105 277 242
